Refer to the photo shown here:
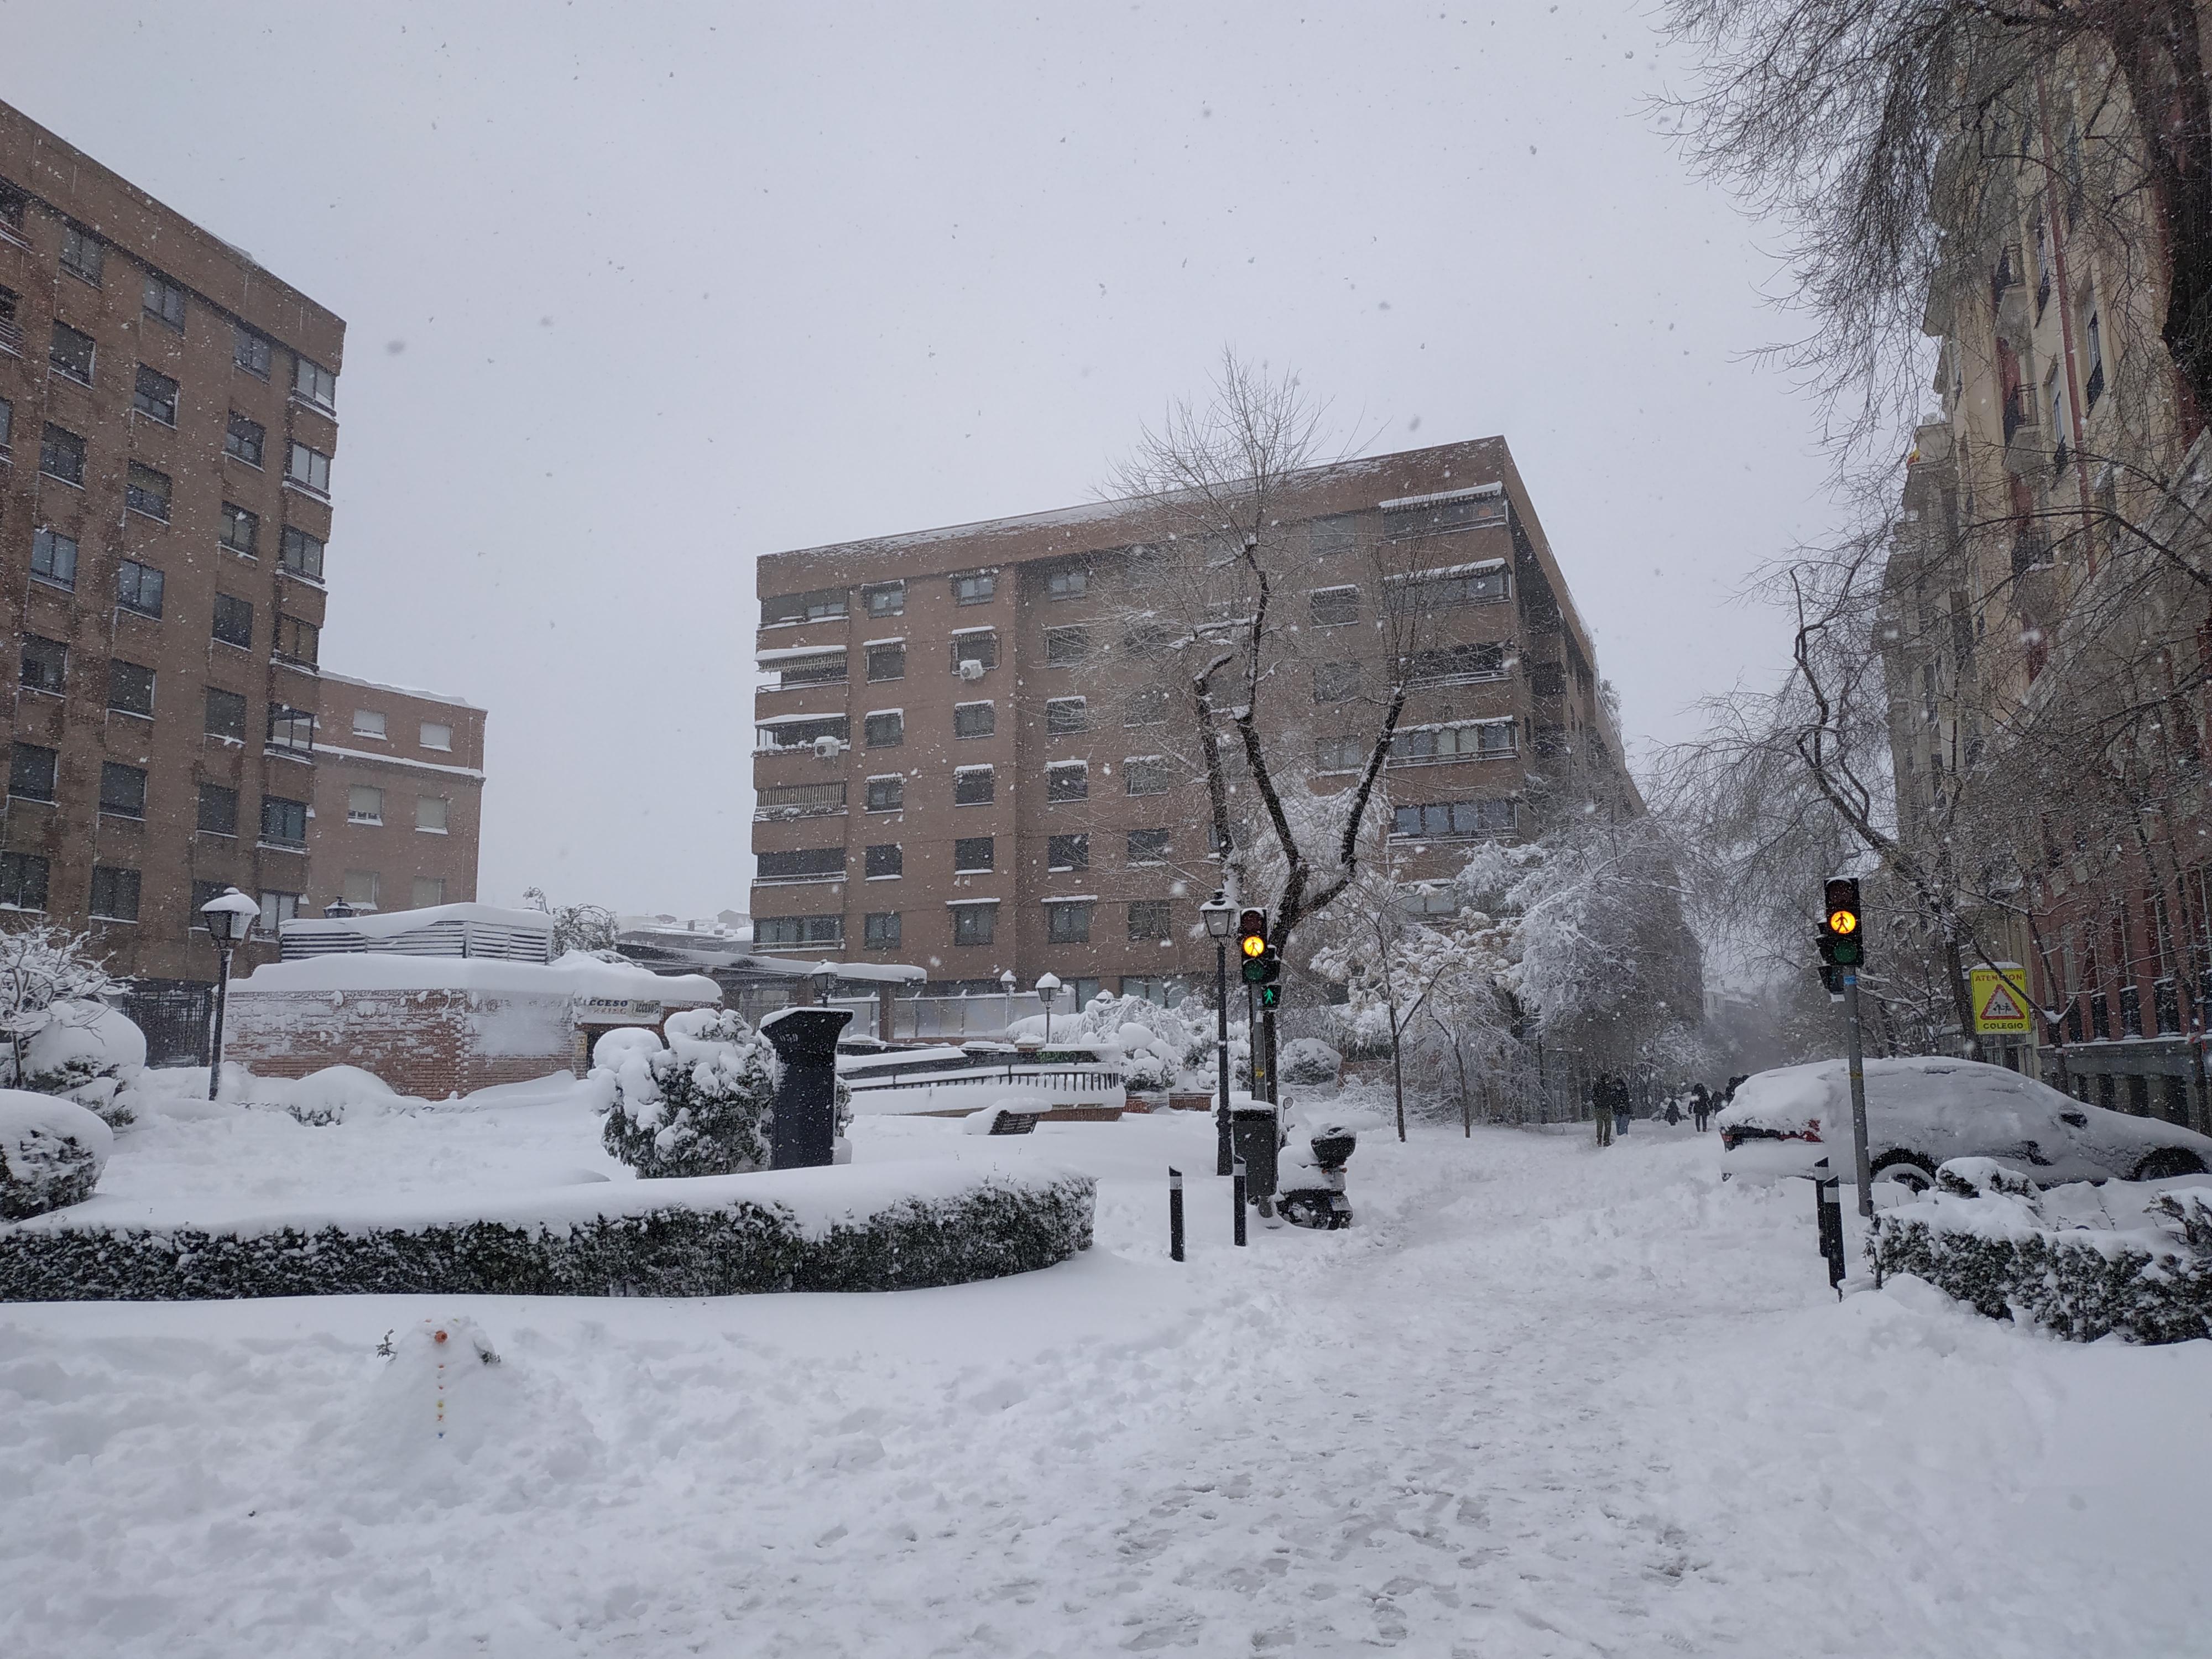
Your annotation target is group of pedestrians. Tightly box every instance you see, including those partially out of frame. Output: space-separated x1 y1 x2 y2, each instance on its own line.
1592 1072 1749 1145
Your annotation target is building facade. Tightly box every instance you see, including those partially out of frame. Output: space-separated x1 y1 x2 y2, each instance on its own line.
750 437 1633 1004
0 100 482 992
310 672 485 917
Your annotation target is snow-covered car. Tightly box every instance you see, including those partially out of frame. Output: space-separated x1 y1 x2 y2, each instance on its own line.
1715 1055 2212 1192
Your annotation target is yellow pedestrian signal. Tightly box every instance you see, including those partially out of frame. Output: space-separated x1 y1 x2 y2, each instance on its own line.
1237 907 1269 959
1828 909 1859 936
1241 934 1266 958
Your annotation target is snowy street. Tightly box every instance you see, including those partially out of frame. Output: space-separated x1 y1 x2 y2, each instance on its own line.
4 1109 2206 1658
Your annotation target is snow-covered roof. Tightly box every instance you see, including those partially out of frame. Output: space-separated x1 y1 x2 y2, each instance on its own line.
1385 558 1508 582
233 951 723 1003
321 669 484 712
755 645 848 664
1377 482 1503 512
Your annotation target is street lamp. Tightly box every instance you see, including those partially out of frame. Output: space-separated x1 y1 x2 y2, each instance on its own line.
999 968 1016 1036
200 887 259 1102
1201 891 1235 1176
1035 973 1062 1045
809 964 838 1009
322 896 356 920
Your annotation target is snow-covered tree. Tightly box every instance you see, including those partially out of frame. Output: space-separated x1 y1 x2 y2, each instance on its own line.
523 888 620 956
596 1008 779 1178
0 927 124 1088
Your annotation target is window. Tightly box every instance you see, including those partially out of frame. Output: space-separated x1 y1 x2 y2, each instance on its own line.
89 867 140 923
1310 586 1358 626
865 711 904 747
1129 901 1171 942
417 795 450 833
1048 834 1089 871
1313 662 1359 703
133 364 178 425
261 796 309 846
0 395 10 451
420 721 452 752
294 356 337 409
100 761 148 819
353 709 387 738
864 912 902 948
0 852 50 911
9 743 58 801
951 903 996 946
60 226 103 283
259 891 302 934
1047 902 1092 945
2086 309 2105 406
347 785 384 824
951 632 999 671
1316 735 1365 773
1528 662 1564 697
1124 757 1171 796
1124 622 1175 657
268 705 315 753
954 701 996 739
143 273 186 331
1127 828 1170 864
280 526 325 580
1045 626 1088 666
40 424 86 486
865 775 905 812
775 650 847 687
952 571 997 605
0 181 19 233
234 325 272 378
1391 799 1517 839
30 529 77 591
107 659 155 717
205 686 247 740
288 442 332 494
411 878 446 910
1392 721 1517 764
1404 642 1507 685
865 644 905 681
189 880 230 928
1118 688 1175 736
1310 515 1356 556
1405 567 1511 609
1048 697 1089 735
50 322 96 384
1046 763 1088 802
761 587 848 625
342 870 380 909
21 637 66 695
1047 566 1088 600
212 593 254 648
219 503 259 554
954 836 994 872
865 843 903 879
126 462 172 520
199 782 239 836
863 580 905 617
1381 488 1505 539
225 412 266 466
955 766 995 806
759 847 846 881
274 614 320 666
755 914 843 947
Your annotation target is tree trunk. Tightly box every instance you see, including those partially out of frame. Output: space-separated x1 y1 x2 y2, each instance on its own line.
1391 1011 1407 1142
1945 934 1984 1062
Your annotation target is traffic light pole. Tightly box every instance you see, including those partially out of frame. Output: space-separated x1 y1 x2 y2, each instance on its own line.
1843 970 1874 1218
1262 1006 1279 1107
1214 938 1233 1177
1247 982 1264 1097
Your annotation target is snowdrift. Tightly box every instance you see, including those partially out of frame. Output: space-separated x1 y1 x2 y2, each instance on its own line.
0 1157 1094 1301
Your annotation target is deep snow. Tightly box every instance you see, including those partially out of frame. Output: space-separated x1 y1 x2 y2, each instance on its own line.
2 1101 2206 1657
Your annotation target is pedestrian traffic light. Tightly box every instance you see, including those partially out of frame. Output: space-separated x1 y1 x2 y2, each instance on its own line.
1237 908 1268 961
1258 983 1282 1010
1243 947 1282 987
1820 878 1864 969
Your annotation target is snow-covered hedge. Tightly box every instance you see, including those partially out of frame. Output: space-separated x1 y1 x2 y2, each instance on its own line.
13 1000 145 1128
1871 1161 2212 1344
0 1091 113 1220
0 1159 1095 1301
1280 1037 1343 1088
594 1009 780 1177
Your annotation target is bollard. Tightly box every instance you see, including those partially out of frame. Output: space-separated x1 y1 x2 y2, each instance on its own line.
1815 1176 1845 1298
760 1006 853 1169
1168 1166 1185 1262
1232 1157 1248 1247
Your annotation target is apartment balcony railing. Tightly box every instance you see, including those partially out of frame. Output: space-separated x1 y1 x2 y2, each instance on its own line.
1990 244 2022 310
2086 362 2105 408
755 781 848 820
2002 384 2037 446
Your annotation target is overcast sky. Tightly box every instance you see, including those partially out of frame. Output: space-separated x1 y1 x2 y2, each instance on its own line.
4 1 1845 918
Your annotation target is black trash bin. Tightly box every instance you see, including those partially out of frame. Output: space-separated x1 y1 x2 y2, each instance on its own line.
1230 1104 1281 1201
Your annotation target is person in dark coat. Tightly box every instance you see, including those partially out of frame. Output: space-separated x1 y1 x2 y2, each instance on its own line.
1690 1081 1712 1132
1592 1073 1614 1146
1609 1075 1633 1140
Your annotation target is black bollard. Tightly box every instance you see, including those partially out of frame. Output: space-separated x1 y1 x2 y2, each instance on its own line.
1232 1157 1248 1247
1168 1167 1185 1262
761 1006 853 1169
1815 1175 1846 1298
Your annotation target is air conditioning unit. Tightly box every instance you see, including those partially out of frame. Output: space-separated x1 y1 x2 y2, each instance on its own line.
957 659 985 682
812 735 846 760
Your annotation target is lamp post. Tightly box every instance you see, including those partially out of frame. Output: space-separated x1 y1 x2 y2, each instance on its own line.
1201 891 1235 1176
1035 973 1062 1045
200 887 259 1102
322 896 356 920
810 964 838 1011
999 968 1016 1037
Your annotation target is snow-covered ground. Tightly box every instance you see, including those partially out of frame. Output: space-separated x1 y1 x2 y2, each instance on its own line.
3 1095 2207 1657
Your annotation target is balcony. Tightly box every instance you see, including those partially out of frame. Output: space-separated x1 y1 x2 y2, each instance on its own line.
2002 384 2037 446
2086 361 2105 408
755 780 848 821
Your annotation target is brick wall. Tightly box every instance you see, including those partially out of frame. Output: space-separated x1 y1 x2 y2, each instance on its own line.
222 988 578 1098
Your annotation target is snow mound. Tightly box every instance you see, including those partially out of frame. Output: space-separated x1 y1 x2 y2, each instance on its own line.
18 1000 146 1126
0 1089 113 1219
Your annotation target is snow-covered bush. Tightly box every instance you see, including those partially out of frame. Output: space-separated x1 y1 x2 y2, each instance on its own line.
17 999 147 1127
1279 1038 1342 1088
596 1009 779 1178
1069 993 1208 1089
0 1089 113 1219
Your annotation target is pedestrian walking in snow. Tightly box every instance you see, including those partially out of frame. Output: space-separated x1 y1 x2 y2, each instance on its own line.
1592 1074 1614 1146
1690 1082 1712 1133
1609 1076 1632 1140
1665 1097 1681 1127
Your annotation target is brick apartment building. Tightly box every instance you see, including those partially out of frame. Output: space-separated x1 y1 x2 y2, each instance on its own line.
0 100 481 995
311 672 484 917
750 436 1633 1005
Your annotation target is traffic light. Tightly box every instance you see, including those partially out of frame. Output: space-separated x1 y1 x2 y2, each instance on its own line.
1237 908 1268 961
1258 983 1282 1010
1819 878 1864 981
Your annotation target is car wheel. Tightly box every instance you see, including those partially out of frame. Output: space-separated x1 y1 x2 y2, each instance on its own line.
2131 1147 2208 1182
1871 1153 1935 1194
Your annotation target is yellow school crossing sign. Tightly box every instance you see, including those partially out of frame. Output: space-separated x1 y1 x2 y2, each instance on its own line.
1970 964 2033 1036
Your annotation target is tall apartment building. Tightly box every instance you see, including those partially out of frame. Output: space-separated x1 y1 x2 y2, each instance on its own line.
751 436 1633 1005
0 101 481 991
311 672 484 917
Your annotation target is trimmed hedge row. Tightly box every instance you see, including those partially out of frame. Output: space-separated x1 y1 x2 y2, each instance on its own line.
0 1173 1096 1302
1871 1190 2212 1345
